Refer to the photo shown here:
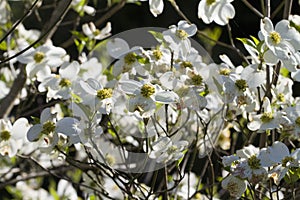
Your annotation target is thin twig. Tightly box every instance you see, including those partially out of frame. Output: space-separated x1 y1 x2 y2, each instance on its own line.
283 0 293 19
0 0 40 45
266 0 271 18
241 0 264 18
0 0 72 66
60 0 126 49
270 1 285 19
41 0 72 42
169 0 249 64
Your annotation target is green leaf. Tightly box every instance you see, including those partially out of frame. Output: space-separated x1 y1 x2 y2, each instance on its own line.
177 149 188 167
290 21 300 33
74 38 85 54
49 180 60 200
198 27 222 49
280 67 290 77
237 37 256 49
148 30 164 43
31 116 40 124
250 35 260 45
71 92 82 104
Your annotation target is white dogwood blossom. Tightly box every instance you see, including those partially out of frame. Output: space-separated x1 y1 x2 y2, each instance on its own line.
82 22 111 40
198 0 235 25
260 17 300 72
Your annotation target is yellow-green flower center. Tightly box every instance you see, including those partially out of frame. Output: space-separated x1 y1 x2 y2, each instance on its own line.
277 93 285 102
260 112 274 123
34 51 45 63
59 78 72 88
295 116 300 126
248 155 261 169
124 52 137 65
181 61 193 69
0 130 11 141
93 29 101 36
167 145 178 154
270 31 281 45
140 84 155 98
282 156 295 167
153 50 163 60
176 29 188 40
191 74 203 85
97 88 113 100
235 79 248 91
219 68 231 76
41 121 56 135
206 0 216 6
105 154 116 166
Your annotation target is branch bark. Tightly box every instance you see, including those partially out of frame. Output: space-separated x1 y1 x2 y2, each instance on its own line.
0 64 27 118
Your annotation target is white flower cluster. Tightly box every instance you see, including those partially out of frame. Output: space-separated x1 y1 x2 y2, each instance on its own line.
1 0 300 199
222 142 300 198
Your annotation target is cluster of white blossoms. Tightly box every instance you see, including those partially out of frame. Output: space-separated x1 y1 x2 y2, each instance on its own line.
222 142 300 198
1 0 300 199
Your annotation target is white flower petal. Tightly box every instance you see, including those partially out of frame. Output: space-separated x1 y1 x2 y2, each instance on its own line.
106 38 130 59
154 90 179 103
40 108 53 123
59 61 80 80
118 80 143 95
269 141 290 163
178 20 197 36
56 117 80 137
11 118 30 140
261 17 274 36
222 175 246 198
215 2 235 26
149 0 164 17
27 124 43 142
152 137 171 151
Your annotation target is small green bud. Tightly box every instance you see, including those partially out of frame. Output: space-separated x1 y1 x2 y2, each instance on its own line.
206 0 216 5
93 29 101 36
219 68 231 76
59 78 72 87
235 79 248 91
140 84 155 98
180 61 193 69
34 52 45 63
153 50 163 60
0 130 11 141
191 74 203 85
277 93 285 102
124 52 137 65
97 88 113 100
248 155 261 169
260 112 274 123
270 31 281 45
176 29 188 40
167 145 178 154
41 121 56 135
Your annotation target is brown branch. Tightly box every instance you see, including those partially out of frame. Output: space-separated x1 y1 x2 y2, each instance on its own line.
0 64 27 118
41 0 72 42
